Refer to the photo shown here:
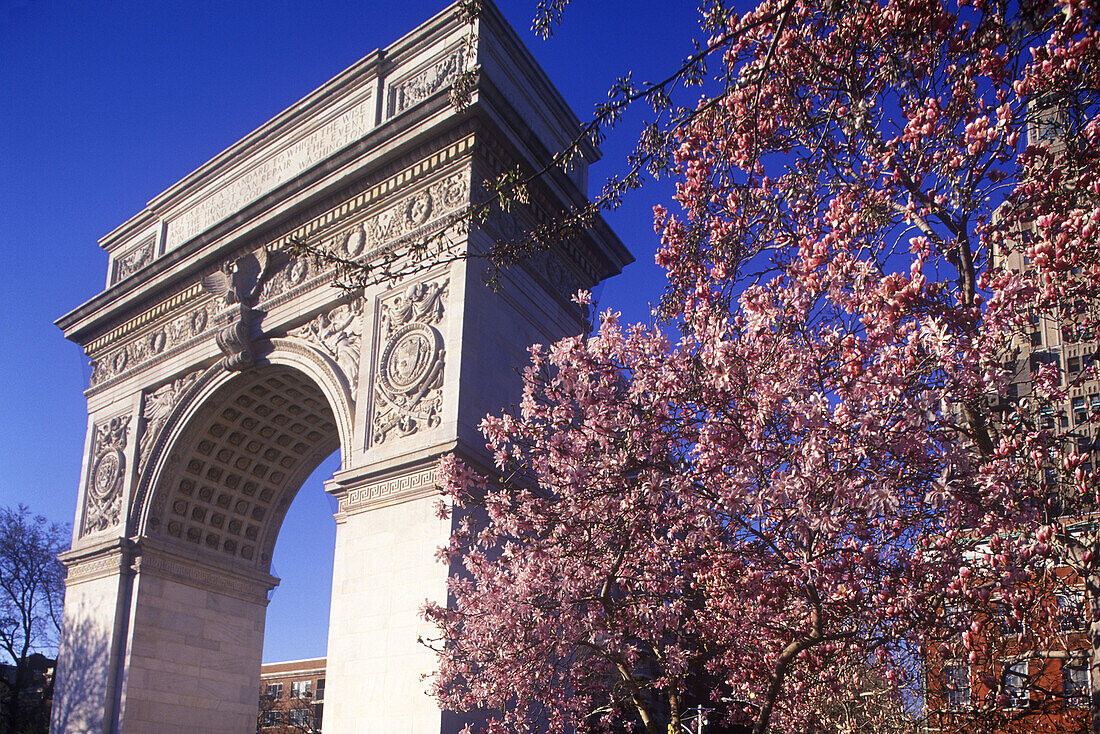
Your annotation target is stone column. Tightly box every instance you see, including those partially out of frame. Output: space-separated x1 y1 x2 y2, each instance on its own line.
51 540 134 734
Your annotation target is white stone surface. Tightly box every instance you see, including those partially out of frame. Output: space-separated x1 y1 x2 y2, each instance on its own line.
324 489 454 733
51 570 123 733
116 567 269 733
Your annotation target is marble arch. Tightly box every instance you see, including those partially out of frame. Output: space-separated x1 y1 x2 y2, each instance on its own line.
51 2 629 733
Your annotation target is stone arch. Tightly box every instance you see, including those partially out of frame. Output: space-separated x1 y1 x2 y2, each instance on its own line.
135 339 354 571
52 5 632 731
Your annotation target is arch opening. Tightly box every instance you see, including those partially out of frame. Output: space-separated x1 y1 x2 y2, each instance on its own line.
262 450 340 664
146 365 342 573
113 362 347 734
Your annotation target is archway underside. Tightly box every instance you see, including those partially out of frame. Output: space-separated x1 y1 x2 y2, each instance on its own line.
149 366 340 570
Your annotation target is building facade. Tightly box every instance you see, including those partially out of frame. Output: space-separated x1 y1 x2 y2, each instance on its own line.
258 658 326 733
925 106 1094 733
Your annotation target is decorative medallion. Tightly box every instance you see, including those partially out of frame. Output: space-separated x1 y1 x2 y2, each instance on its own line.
379 323 442 399
342 227 365 258
286 257 309 285
372 279 449 444
149 330 167 355
190 309 208 336
82 416 131 536
405 192 433 227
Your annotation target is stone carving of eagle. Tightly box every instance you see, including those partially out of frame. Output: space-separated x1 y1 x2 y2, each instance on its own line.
202 248 270 305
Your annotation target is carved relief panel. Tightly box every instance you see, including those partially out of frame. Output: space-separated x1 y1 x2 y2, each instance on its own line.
81 415 131 537
112 233 156 284
387 46 468 118
371 277 449 445
290 299 365 396
137 369 204 477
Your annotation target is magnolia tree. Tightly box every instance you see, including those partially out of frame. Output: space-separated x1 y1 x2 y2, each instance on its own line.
418 0 1100 732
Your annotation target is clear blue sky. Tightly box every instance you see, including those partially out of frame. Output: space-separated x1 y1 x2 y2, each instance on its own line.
0 0 706 663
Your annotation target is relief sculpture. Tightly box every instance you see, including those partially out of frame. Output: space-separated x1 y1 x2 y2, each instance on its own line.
290 300 364 394
137 369 203 475
372 279 448 444
86 165 469 392
389 48 467 116
202 248 273 371
82 416 130 536
113 236 155 283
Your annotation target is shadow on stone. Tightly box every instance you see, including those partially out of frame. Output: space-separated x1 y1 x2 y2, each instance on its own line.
48 617 109 734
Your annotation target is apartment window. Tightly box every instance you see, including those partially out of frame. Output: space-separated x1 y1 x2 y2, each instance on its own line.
1074 397 1088 423
289 708 310 727
1032 352 1061 384
999 607 1023 636
1004 660 1029 709
265 682 283 699
1029 312 1043 347
1063 661 1089 708
260 710 280 727
1070 356 1082 375
291 679 312 699
1058 588 1086 631
945 664 970 709
315 678 325 702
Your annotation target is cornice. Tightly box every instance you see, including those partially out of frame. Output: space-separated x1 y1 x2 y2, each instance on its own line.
57 0 629 350
98 2 474 256
58 113 475 347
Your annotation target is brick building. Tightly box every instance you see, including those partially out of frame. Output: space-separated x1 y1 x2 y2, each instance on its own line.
925 104 1094 732
258 658 325 733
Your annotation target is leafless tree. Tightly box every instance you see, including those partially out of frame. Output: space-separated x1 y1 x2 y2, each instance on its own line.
0 505 67 734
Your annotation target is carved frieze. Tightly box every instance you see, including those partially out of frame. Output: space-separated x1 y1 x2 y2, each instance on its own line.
539 251 581 301
290 300 364 394
388 47 467 117
90 301 216 387
258 172 468 304
260 253 312 302
361 172 469 252
372 278 448 445
87 164 470 392
112 235 156 283
137 369 203 476
82 416 131 536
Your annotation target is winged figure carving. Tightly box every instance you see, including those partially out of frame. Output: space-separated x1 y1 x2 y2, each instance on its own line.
202 248 270 305
200 248 273 371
